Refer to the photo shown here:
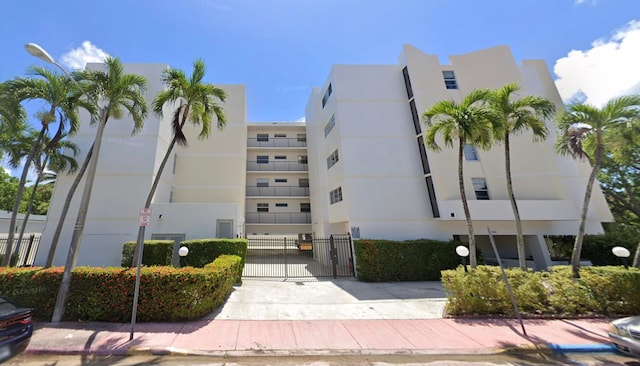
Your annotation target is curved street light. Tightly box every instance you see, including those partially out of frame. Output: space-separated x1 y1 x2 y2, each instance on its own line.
24 43 87 94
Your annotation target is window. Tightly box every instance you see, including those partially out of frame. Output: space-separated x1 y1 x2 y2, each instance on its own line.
169 189 174 203
257 203 269 212
275 203 288 208
330 187 343 204
299 179 309 187
409 100 421 135
275 178 288 183
327 149 339 169
324 115 336 137
472 178 490 200
463 144 479 161
402 66 414 99
297 133 307 142
417 136 430 174
172 153 177 174
425 177 440 218
300 203 311 212
256 155 269 164
442 71 458 90
275 155 287 160
257 178 269 187
321 83 332 108
257 133 269 142
298 155 308 164
274 133 286 138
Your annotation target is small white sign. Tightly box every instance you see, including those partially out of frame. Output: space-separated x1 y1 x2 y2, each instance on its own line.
351 226 360 239
138 208 151 227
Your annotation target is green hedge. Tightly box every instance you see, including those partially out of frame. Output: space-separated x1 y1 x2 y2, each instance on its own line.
0 255 242 322
179 238 247 270
442 265 640 316
122 240 175 267
354 239 462 281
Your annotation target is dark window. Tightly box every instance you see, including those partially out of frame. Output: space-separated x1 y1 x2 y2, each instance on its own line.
327 149 339 169
472 178 490 200
409 99 421 135
257 133 269 142
275 178 288 183
256 155 269 164
274 133 286 138
300 203 311 212
402 66 414 99
257 203 269 212
442 71 458 90
275 155 287 160
257 178 269 187
417 136 430 174
298 155 308 164
172 154 177 174
425 177 440 218
322 83 332 108
299 179 309 187
324 115 336 137
275 203 288 208
297 134 307 142
330 187 343 204
463 144 479 161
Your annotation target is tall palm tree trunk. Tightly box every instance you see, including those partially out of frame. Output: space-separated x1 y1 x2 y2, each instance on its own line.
45 143 93 267
459 137 476 268
2 128 46 266
504 133 526 269
571 142 603 279
633 241 640 268
15 163 46 266
52 109 107 323
132 108 189 266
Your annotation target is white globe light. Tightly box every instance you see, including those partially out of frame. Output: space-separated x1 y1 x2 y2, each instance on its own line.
612 246 630 258
456 245 470 257
178 246 189 257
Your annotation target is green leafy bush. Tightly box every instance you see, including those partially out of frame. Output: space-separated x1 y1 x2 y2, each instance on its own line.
179 238 247 271
354 239 461 281
442 265 640 317
0 255 242 322
121 240 175 267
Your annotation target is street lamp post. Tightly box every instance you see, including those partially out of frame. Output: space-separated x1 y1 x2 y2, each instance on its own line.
455 245 470 273
612 246 631 269
179 246 189 267
25 42 104 323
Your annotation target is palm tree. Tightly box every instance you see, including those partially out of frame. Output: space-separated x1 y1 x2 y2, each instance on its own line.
555 95 640 278
422 89 496 268
14 135 78 266
490 83 556 270
52 57 148 322
2 67 90 266
132 59 227 266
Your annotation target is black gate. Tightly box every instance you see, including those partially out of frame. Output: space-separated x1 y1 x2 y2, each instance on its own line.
242 235 355 278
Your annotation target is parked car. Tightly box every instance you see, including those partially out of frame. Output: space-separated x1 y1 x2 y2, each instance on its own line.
608 316 640 357
0 296 33 363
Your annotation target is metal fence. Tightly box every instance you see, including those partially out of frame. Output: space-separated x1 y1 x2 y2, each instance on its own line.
0 234 41 267
242 235 355 279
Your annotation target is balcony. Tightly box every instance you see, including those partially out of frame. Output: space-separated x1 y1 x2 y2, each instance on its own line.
246 212 312 224
247 186 310 197
247 161 308 171
247 138 307 148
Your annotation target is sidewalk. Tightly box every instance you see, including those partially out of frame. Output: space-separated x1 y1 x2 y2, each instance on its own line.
26 317 615 357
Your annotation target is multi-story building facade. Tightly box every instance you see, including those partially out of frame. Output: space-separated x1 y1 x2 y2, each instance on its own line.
34 45 612 269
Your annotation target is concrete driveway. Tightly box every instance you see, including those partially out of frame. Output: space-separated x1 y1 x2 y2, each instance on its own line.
206 278 448 321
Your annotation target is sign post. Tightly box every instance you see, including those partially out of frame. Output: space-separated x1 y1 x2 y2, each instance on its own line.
130 208 151 340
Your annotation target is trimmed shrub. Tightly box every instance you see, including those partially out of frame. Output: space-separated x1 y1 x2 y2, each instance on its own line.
179 238 247 270
122 240 175 267
354 239 460 281
442 265 640 317
0 255 242 322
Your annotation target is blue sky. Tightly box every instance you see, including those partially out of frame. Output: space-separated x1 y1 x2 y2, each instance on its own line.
1 0 639 123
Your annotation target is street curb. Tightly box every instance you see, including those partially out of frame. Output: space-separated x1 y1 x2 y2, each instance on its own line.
546 343 617 353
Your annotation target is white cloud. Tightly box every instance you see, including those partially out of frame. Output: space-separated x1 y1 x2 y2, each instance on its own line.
295 116 306 122
60 41 111 70
554 20 640 107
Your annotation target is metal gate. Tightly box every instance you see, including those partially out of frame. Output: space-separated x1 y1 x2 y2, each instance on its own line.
242 235 355 278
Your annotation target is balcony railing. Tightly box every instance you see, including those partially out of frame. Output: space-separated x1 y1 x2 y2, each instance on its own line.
247 138 307 148
246 186 310 197
246 212 311 224
247 161 308 171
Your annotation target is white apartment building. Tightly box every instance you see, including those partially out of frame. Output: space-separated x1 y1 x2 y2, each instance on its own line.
33 45 612 269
